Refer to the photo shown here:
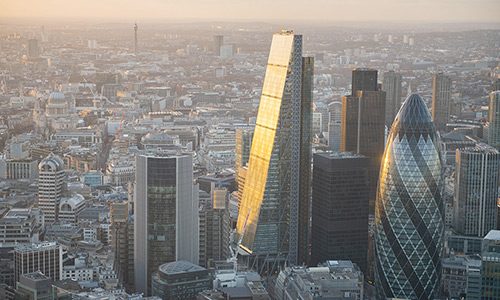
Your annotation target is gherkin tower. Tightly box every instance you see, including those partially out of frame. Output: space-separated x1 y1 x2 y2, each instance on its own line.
375 93 444 299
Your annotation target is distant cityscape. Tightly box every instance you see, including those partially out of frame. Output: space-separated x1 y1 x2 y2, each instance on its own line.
0 19 499 300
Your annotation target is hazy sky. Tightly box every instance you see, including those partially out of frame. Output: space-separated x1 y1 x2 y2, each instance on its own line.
1 0 499 23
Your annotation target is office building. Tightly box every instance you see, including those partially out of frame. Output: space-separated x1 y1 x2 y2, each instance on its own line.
341 69 386 212
351 68 378 94
134 153 199 295
235 128 253 199
488 91 500 148
481 230 500 299
151 261 212 300
0 208 43 247
274 260 364 300
454 144 500 237
15 272 54 300
14 242 63 283
38 154 65 224
375 94 444 299
327 101 342 151
236 30 313 268
58 194 86 224
214 35 224 56
382 71 402 126
199 188 231 268
431 73 452 131
311 152 369 273
110 201 134 292
441 255 481 299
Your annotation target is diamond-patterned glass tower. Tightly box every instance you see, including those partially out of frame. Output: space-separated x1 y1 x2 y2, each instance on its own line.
375 93 444 299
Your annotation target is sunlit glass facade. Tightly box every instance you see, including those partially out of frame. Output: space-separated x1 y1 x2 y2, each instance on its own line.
375 94 444 300
236 31 311 266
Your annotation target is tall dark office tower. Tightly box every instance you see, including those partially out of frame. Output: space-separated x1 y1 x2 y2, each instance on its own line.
454 144 500 237
382 70 402 126
311 152 370 273
27 39 39 59
298 56 313 265
134 153 198 295
214 35 224 56
236 30 312 269
134 23 138 55
351 68 378 94
341 72 386 212
488 91 500 149
431 73 452 131
375 94 444 299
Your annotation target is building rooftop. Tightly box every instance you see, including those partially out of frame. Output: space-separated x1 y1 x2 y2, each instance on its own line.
484 230 500 241
159 260 206 275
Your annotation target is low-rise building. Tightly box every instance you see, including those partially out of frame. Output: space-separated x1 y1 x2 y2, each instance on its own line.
274 260 364 300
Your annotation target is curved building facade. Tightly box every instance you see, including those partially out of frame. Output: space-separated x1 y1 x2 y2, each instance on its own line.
375 94 444 299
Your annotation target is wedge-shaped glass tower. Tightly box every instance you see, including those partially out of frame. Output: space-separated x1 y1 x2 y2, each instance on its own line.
375 94 444 299
236 30 312 266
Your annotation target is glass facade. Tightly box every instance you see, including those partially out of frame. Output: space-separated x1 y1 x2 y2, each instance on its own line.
375 94 444 299
236 31 310 266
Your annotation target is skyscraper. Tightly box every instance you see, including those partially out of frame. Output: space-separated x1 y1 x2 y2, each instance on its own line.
375 94 444 299
236 30 312 268
382 70 402 126
328 101 342 151
454 144 500 237
341 69 386 212
488 91 500 149
298 56 313 265
38 154 65 224
432 73 452 131
311 152 370 273
214 35 224 56
134 153 199 295
110 201 134 292
351 68 378 94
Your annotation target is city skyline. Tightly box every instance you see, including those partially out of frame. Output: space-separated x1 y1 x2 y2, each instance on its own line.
1 0 500 23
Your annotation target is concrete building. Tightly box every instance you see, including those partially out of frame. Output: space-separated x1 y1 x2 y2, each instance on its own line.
14 242 63 283
38 153 65 224
58 194 86 224
454 144 500 237
441 255 481 299
431 73 452 131
134 153 199 295
15 272 54 300
199 188 231 268
327 101 342 151
0 208 44 247
151 261 212 300
274 260 364 300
